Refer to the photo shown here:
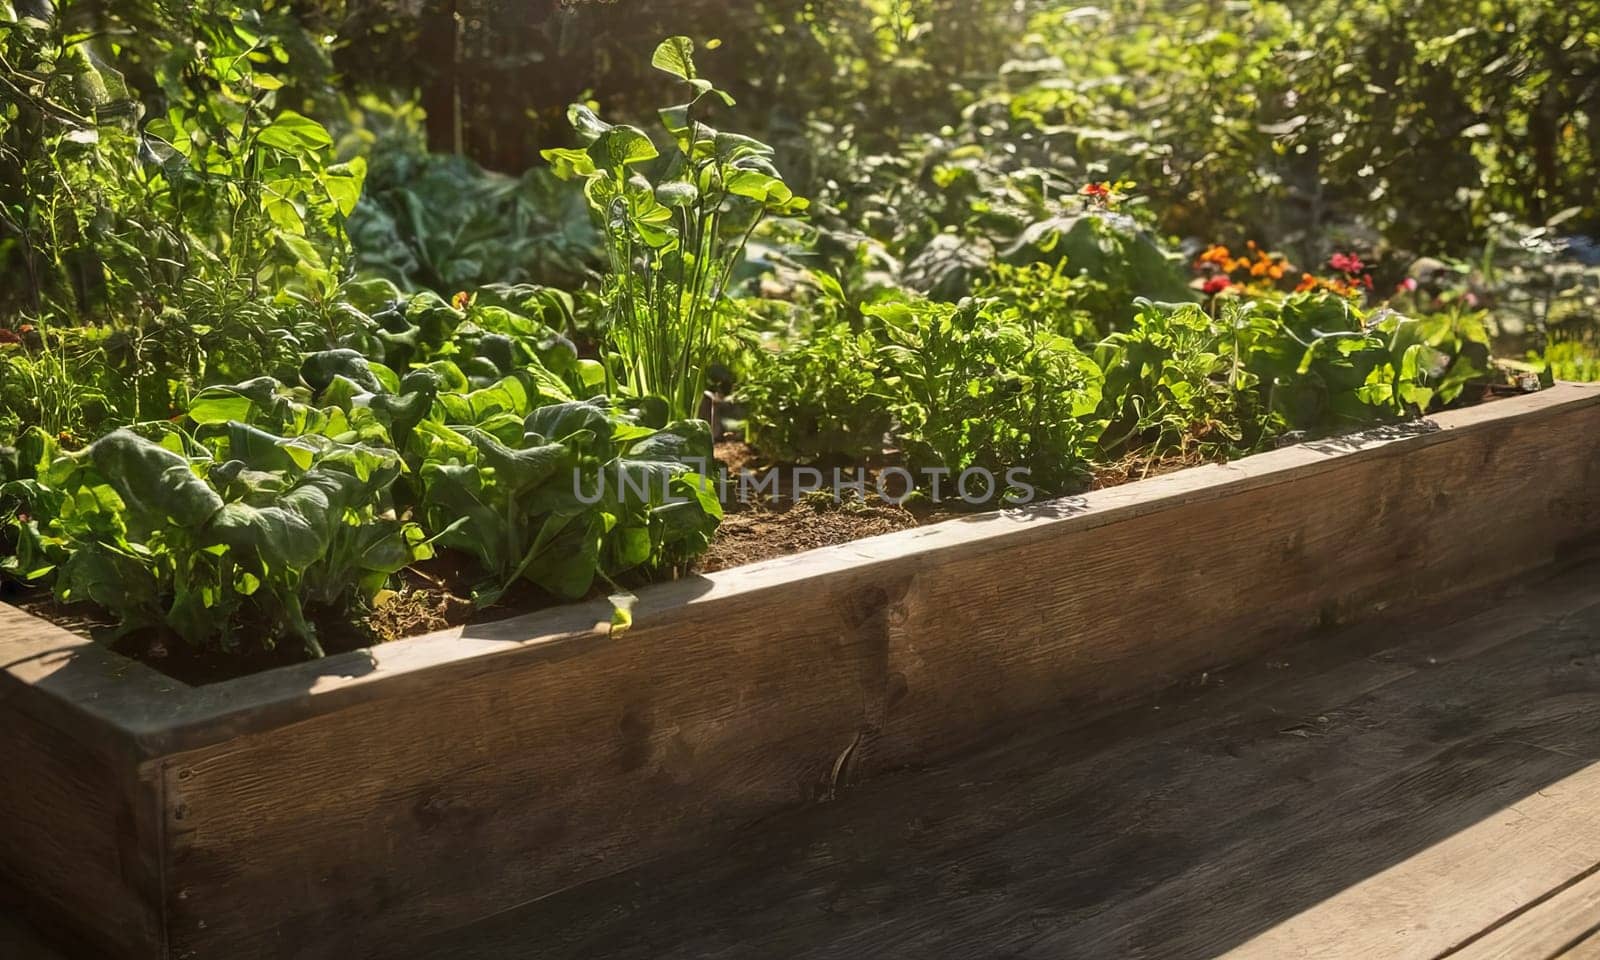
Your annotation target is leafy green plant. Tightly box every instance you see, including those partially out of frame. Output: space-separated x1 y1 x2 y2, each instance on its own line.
414 399 721 605
973 259 1107 342
1540 341 1600 382
0 1 369 440
190 316 721 610
350 151 598 293
1241 293 1489 431
1094 299 1278 461
1093 293 1490 463
738 319 890 464
543 36 807 423
869 293 1102 496
3 426 425 655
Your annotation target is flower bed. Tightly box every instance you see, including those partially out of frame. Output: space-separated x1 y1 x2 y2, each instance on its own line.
3 384 1597 960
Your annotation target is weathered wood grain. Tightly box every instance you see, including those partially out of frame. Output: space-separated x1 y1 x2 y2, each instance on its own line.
1562 931 1600 959
159 581 886 959
0 884 68 960
406 563 1600 960
0 385 1596 959
1443 865 1600 960
0 701 162 958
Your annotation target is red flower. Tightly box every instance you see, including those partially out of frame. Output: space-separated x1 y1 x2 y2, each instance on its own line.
1329 252 1365 274
1397 277 1418 293
1202 276 1232 295
1080 182 1111 200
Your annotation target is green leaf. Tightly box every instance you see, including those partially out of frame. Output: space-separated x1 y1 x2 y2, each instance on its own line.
78 430 224 531
567 103 613 142
526 400 616 454
208 464 376 571
542 146 597 180
651 36 698 82
655 181 699 208
462 429 569 497
587 125 659 170
301 349 385 393
187 392 256 425
256 110 333 153
322 157 367 217
724 169 791 206
609 591 637 635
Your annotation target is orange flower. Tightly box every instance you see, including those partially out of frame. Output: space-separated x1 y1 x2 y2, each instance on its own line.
1295 273 1319 292
1197 244 1232 267
451 290 472 311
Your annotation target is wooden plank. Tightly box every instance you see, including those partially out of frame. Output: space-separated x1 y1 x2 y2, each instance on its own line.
1018 599 1600 960
0 907 67 960
1216 766 1600 960
1444 866 1600 960
404 566 1600 960
0 608 185 757
1562 930 1600 959
158 581 888 960
0 708 162 959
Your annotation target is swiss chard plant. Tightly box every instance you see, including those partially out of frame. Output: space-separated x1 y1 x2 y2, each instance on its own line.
414 398 721 606
350 150 599 293
1240 292 1489 431
543 36 807 423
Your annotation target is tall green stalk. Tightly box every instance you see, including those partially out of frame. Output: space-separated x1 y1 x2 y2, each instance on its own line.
544 36 806 423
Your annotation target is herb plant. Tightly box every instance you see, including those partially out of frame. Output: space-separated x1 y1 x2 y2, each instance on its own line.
738 319 890 465
870 294 1102 497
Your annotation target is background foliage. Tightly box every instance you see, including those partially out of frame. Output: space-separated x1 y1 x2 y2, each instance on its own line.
3 0 1597 655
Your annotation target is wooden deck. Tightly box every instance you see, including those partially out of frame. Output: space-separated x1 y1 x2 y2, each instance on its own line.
8 560 1600 959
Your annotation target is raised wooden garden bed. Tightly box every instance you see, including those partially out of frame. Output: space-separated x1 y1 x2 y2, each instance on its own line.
4 384 1599 960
